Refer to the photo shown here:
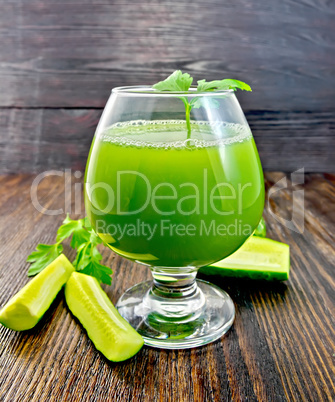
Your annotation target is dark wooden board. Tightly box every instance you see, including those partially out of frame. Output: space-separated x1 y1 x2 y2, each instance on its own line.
0 173 334 401
0 0 335 173
1 109 334 173
0 1 334 110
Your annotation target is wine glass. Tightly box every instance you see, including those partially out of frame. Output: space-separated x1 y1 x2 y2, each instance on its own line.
84 86 264 349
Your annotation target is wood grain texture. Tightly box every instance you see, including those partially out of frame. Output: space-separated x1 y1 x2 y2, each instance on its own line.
0 0 334 173
0 173 334 401
0 0 334 110
1 109 334 173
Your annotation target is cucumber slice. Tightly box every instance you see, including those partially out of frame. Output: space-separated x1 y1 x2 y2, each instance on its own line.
254 216 266 237
0 254 74 331
199 236 290 281
65 272 144 362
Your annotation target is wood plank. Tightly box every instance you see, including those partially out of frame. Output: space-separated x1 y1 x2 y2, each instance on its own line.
0 0 334 174
0 173 334 401
0 1 334 109
0 108 101 173
1 108 334 173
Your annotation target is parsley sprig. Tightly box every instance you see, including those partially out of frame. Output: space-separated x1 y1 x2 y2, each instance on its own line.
153 70 251 139
27 215 113 285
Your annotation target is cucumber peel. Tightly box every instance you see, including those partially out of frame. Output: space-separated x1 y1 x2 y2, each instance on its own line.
65 272 144 362
0 254 74 331
199 236 290 281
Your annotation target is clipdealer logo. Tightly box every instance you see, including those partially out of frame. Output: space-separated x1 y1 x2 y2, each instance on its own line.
267 168 304 234
30 168 305 235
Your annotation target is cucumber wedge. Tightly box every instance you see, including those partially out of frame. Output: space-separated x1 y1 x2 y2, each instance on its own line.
199 236 290 281
65 272 144 362
0 254 74 331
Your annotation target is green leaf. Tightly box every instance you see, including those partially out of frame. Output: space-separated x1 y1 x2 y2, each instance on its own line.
27 214 112 285
56 214 90 249
73 242 91 270
72 234 112 285
89 230 103 246
153 70 193 92
81 261 113 286
254 216 267 237
197 79 251 92
27 243 63 276
152 70 251 139
72 242 85 269
83 216 92 230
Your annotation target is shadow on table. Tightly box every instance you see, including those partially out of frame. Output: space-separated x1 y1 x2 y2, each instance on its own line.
197 272 288 307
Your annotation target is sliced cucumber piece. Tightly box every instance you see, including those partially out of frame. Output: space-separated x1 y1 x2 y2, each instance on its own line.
199 236 290 281
65 272 144 362
0 254 74 331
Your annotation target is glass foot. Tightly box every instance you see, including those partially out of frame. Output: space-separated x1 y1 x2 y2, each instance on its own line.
116 279 235 349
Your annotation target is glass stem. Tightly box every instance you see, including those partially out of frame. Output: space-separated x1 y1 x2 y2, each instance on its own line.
147 267 205 321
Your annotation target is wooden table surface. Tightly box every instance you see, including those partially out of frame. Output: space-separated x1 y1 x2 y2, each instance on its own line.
0 172 334 401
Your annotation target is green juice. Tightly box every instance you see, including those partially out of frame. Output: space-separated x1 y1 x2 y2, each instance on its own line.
85 120 264 268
